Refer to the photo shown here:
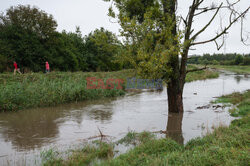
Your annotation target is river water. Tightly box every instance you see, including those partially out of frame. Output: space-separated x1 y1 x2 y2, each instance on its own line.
0 72 249 165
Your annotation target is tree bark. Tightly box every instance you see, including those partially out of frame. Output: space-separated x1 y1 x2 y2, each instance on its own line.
167 80 184 113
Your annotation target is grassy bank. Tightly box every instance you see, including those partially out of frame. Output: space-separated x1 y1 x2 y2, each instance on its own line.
209 65 250 74
0 68 219 112
213 90 250 117
186 65 219 82
0 70 135 111
43 90 249 166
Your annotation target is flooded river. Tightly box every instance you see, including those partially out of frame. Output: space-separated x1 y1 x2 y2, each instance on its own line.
0 72 249 165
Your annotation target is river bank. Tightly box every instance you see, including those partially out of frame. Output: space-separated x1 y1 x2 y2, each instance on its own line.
43 90 250 166
0 67 218 112
208 65 250 74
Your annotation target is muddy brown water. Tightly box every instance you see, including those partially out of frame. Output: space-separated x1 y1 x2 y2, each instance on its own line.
0 72 249 165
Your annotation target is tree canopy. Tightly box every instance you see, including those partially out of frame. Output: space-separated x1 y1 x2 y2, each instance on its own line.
105 0 250 113
0 5 122 72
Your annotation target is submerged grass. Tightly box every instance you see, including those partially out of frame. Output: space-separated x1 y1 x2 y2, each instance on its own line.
44 90 249 166
117 131 155 146
42 141 114 166
213 90 250 117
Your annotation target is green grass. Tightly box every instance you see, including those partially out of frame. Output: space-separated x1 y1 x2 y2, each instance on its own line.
186 65 219 82
213 90 250 117
0 70 135 111
0 67 219 112
42 141 114 166
209 65 250 74
43 90 250 166
117 131 155 146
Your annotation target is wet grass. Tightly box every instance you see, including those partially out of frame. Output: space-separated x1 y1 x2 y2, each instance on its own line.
99 126 249 166
42 141 114 166
186 65 219 82
0 70 135 111
214 90 250 117
117 131 155 146
43 90 249 166
209 65 250 74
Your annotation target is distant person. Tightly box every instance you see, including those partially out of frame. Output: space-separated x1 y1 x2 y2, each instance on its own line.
13 61 22 75
45 61 50 73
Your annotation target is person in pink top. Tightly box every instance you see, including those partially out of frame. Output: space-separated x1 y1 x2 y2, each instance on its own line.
13 61 22 75
45 61 50 73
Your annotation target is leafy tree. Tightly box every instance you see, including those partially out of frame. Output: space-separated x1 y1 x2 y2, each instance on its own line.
84 28 122 71
0 5 57 39
243 56 250 66
0 5 58 71
105 0 249 113
234 55 243 65
0 54 8 72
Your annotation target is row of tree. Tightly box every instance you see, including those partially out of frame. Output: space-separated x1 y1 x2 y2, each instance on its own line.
188 53 250 66
0 5 123 72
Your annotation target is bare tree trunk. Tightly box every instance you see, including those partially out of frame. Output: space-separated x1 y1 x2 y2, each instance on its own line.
167 80 183 113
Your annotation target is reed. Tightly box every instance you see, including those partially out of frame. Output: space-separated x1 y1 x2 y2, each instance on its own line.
0 70 135 111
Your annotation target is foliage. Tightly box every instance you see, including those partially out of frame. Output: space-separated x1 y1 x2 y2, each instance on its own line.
0 5 58 72
106 0 181 81
84 28 122 71
0 5 123 72
188 53 250 66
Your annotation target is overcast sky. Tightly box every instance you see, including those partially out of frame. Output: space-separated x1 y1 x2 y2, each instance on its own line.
0 0 249 55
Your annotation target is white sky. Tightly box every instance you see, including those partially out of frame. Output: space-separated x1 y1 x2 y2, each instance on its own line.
0 0 249 55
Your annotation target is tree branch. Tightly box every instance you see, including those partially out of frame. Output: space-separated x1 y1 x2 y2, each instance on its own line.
191 3 223 41
191 6 250 46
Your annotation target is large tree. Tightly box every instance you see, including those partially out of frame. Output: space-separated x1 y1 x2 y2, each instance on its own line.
84 27 122 71
0 5 58 71
105 0 250 113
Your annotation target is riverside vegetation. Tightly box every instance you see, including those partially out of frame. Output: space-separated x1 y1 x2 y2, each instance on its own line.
0 66 218 112
43 90 250 166
209 65 250 75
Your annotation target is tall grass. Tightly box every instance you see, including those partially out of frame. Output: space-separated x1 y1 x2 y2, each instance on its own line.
0 70 135 111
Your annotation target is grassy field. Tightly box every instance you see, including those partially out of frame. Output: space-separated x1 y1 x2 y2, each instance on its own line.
208 65 250 74
0 70 135 111
0 67 219 112
43 90 250 166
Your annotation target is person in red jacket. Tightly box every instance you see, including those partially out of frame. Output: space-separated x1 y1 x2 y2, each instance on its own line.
45 61 50 73
13 61 22 75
